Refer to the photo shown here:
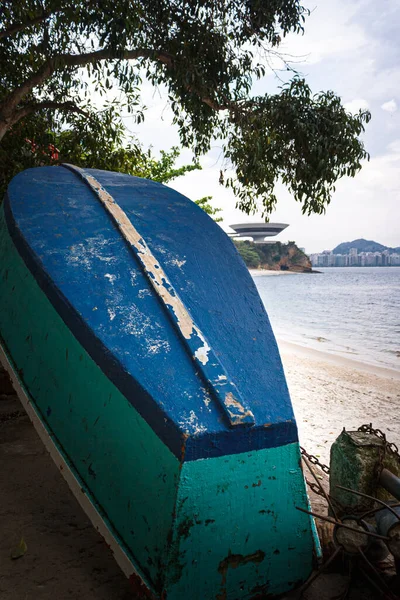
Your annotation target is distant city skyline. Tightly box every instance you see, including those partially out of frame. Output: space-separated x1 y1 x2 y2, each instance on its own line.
310 247 400 267
129 0 400 254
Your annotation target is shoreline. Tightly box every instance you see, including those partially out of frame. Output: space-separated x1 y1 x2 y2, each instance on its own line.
249 269 301 276
249 268 318 276
277 338 400 381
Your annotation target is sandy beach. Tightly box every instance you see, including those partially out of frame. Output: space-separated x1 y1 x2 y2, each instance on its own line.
1 343 399 598
249 269 301 276
279 340 400 464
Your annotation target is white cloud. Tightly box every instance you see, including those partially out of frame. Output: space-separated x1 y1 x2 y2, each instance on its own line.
388 139 400 153
344 98 369 113
279 0 368 66
381 99 397 113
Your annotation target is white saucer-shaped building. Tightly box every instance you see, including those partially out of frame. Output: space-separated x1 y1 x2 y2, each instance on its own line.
229 222 289 244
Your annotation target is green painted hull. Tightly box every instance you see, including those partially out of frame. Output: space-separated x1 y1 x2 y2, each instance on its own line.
0 204 315 598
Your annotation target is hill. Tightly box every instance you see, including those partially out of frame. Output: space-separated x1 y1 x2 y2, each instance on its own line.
332 239 399 254
234 240 312 272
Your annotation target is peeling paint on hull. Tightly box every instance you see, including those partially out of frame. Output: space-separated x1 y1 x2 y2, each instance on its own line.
63 164 255 429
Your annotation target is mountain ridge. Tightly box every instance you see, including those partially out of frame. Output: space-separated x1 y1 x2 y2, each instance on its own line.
332 238 400 255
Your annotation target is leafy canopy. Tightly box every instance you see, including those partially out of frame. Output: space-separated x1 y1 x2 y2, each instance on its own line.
0 1 371 216
0 107 201 197
194 196 222 222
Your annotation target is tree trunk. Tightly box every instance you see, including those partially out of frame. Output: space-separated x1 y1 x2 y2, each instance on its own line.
0 121 9 143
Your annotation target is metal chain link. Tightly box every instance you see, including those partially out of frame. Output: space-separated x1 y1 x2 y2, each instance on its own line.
300 447 330 498
300 446 330 474
305 479 324 495
357 423 400 461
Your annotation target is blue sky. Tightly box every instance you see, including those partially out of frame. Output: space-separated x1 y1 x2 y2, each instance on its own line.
128 0 400 253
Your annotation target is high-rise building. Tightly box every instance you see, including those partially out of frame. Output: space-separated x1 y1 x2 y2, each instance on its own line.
349 248 358 266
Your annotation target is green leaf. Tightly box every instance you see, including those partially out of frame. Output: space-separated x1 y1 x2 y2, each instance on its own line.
10 538 27 560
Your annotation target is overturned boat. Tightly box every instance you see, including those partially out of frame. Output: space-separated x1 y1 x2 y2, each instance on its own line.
0 165 317 599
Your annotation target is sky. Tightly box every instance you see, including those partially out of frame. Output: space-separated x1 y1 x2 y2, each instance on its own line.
126 0 400 253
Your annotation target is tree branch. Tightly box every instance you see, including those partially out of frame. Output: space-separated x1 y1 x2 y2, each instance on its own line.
0 1 109 40
0 45 228 141
0 11 54 40
9 101 90 126
0 48 173 123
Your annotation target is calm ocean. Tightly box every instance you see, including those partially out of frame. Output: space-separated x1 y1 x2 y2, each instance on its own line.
253 267 400 372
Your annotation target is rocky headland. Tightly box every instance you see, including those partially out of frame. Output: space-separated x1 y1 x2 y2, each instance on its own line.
234 240 313 273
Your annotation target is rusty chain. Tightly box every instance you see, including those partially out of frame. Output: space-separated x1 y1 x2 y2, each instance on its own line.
300 447 330 498
305 479 326 496
358 423 400 461
300 446 330 474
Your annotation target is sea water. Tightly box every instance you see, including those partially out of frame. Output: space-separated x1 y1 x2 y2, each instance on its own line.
253 267 400 372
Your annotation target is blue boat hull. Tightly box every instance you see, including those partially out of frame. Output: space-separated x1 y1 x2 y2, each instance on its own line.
0 166 316 598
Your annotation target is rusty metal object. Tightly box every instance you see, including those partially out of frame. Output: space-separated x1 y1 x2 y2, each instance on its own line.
295 546 343 597
296 499 397 598
375 506 400 559
296 507 390 542
298 440 400 599
380 469 400 503
302 455 338 522
333 518 371 555
337 485 400 521
358 548 399 600
384 522 400 560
